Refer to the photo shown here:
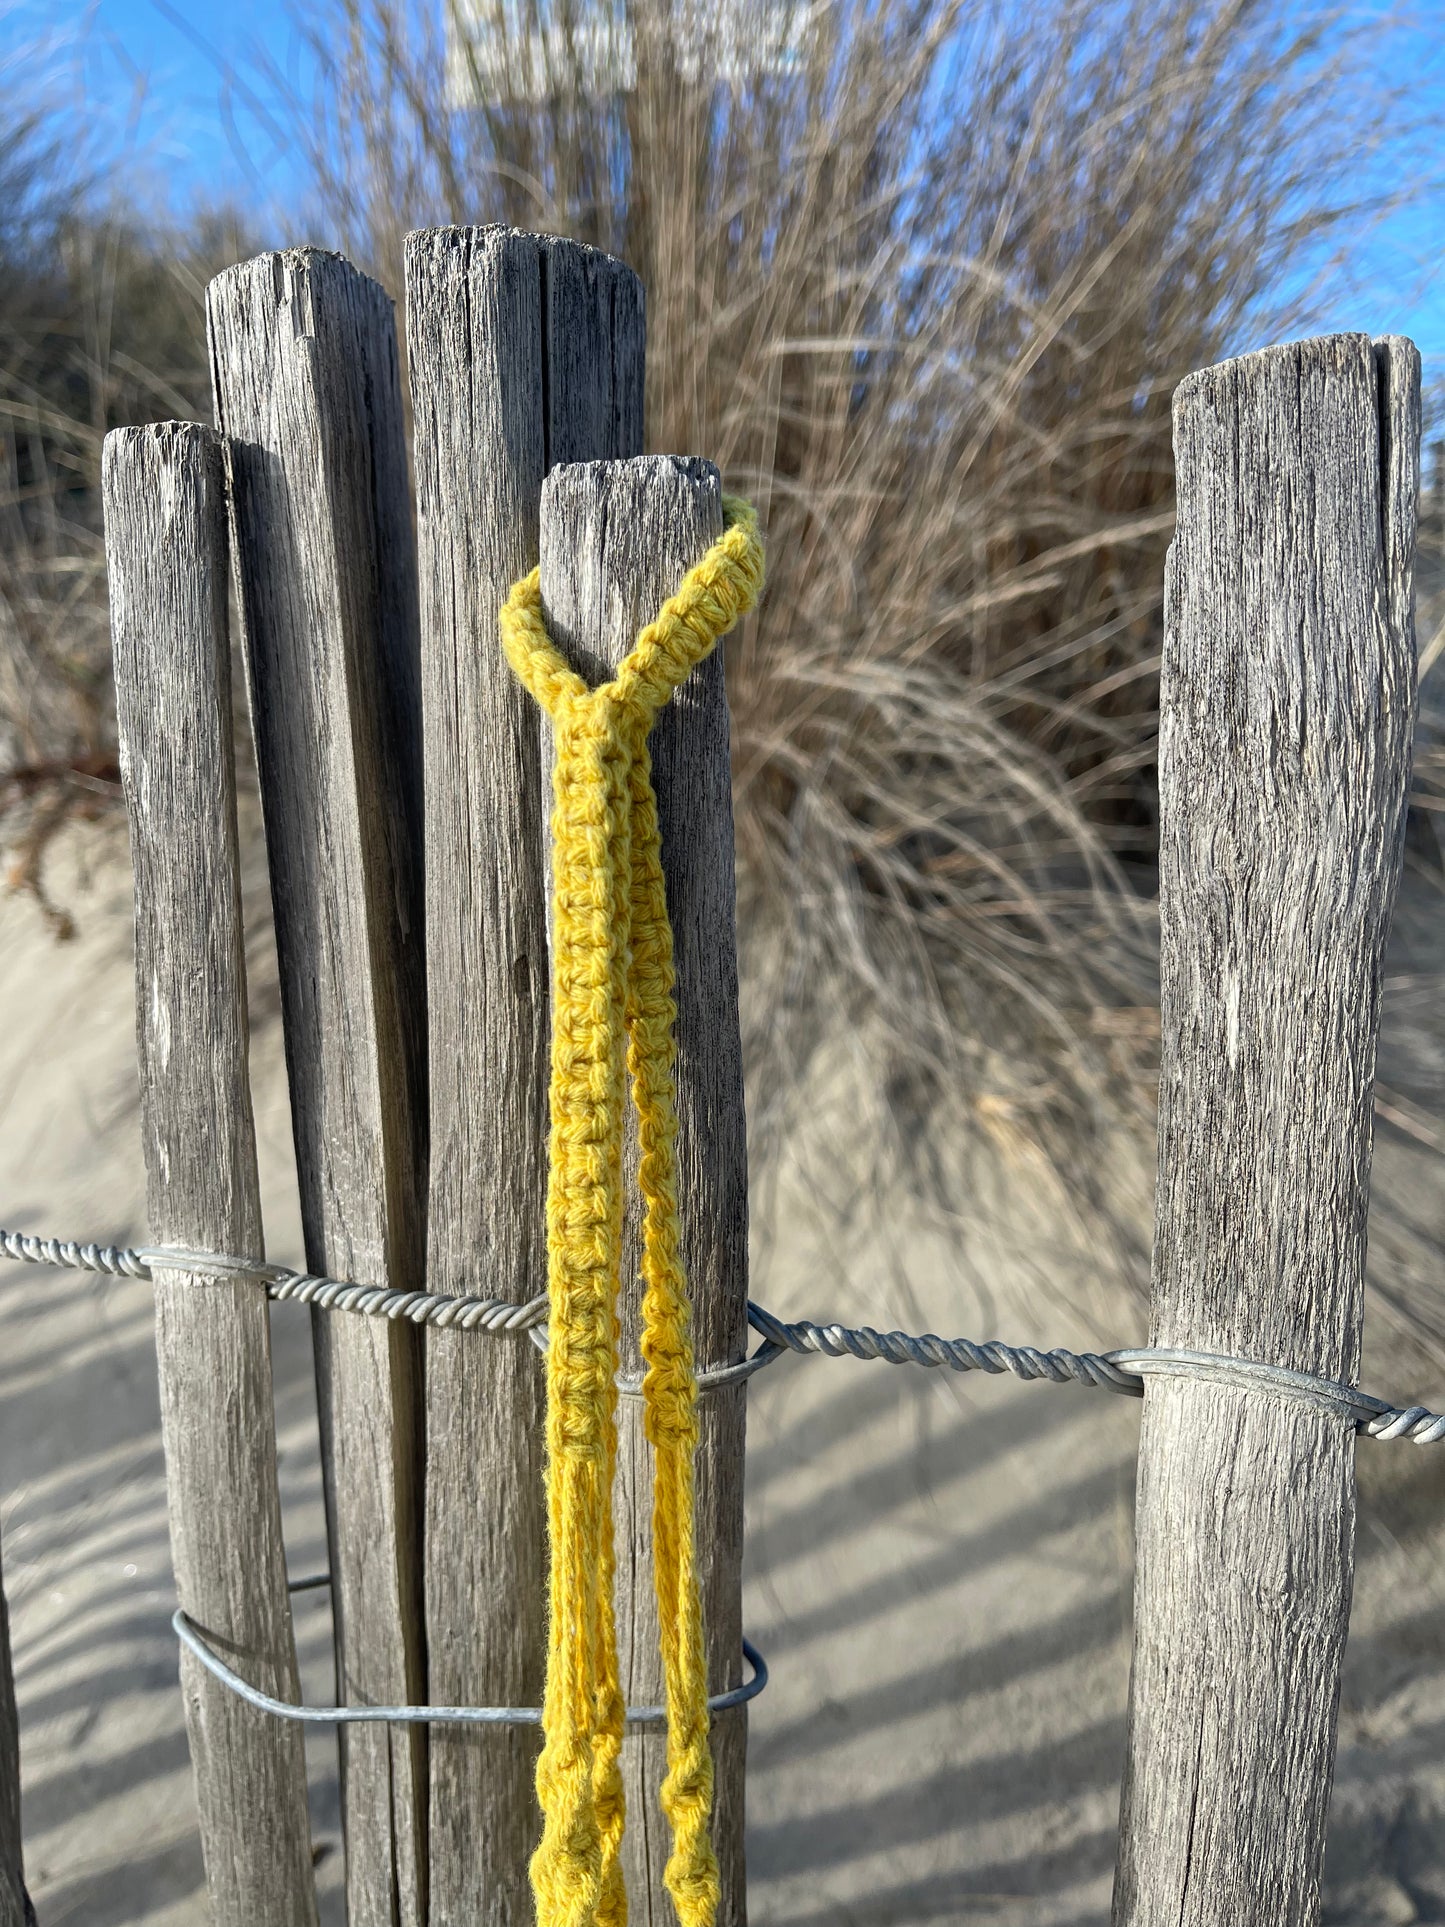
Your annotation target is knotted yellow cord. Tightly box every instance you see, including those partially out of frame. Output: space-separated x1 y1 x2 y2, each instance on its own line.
499 497 764 1927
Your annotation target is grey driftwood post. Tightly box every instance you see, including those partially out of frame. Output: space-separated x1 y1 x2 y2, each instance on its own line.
0 1559 34 1927
404 225 643 1924
538 455 751 1925
208 256 429 1926
104 422 318 1925
1112 334 1420 1925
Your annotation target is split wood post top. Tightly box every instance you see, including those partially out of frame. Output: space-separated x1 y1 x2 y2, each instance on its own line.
538 455 752 1925
208 254 429 1926
406 225 644 1926
105 421 317 1925
1113 335 1419 1925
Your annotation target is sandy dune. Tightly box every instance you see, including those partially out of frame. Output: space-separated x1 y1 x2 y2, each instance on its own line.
3 828 1445 1925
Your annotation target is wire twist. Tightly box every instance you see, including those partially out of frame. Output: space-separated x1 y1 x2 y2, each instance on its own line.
0 1227 150 1278
5 1224 1444 1441
744 1304 1140 1392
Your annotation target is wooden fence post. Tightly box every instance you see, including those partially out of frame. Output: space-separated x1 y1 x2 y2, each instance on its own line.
207 256 430 1927
1 1555 34 1927
404 225 643 1925
538 454 751 1925
104 421 318 1925
1112 334 1420 1925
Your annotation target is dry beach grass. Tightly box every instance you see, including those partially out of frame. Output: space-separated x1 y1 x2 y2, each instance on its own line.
283 0 1426 1199
4 4 1445 1918
2 0 1433 1223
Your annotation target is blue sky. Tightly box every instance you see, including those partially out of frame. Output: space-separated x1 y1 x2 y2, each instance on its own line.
6 0 1445 370
2 0 313 207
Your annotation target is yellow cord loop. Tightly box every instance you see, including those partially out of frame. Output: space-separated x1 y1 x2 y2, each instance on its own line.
500 497 764 1927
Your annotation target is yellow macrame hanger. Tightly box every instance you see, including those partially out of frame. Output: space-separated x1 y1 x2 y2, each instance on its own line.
500 497 765 1927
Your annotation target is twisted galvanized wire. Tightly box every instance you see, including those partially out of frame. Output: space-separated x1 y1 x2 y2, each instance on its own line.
172 1574 769 1729
0 1228 150 1279
4 1224 1444 1440
744 1303 1140 1391
1113 1347 1445 1444
257 1264 546 1334
0 1229 548 1334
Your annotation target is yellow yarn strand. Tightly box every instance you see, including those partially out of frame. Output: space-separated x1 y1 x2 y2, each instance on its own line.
500 498 765 1927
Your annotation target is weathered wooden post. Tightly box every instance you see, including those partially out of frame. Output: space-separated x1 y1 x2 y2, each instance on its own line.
404 225 643 1924
1 1559 34 1927
1113 334 1419 1925
208 256 429 1926
104 421 318 1924
537 455 752 1924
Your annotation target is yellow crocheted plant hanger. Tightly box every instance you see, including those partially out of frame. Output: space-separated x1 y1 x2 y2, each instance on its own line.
499 496 765 1927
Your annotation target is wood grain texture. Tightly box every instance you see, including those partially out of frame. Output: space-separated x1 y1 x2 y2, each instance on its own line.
207 256 429 1927
404 224 643 1926
0 1553 34 1927
1112 335 1420 1926
104 421 317 1926
539 455 750 1927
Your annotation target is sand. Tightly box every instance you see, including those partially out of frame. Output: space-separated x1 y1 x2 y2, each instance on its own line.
3 827 1445 1925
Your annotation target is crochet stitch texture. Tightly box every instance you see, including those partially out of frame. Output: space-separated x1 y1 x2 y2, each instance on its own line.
500 495 764 1927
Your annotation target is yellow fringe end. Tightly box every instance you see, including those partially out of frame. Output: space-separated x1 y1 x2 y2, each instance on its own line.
500 496 765 1927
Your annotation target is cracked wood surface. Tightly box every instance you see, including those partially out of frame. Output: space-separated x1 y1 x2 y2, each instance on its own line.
209 253 429 1927
105 421 317 1926
1112 335 1420 1926
405 225 644 1925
